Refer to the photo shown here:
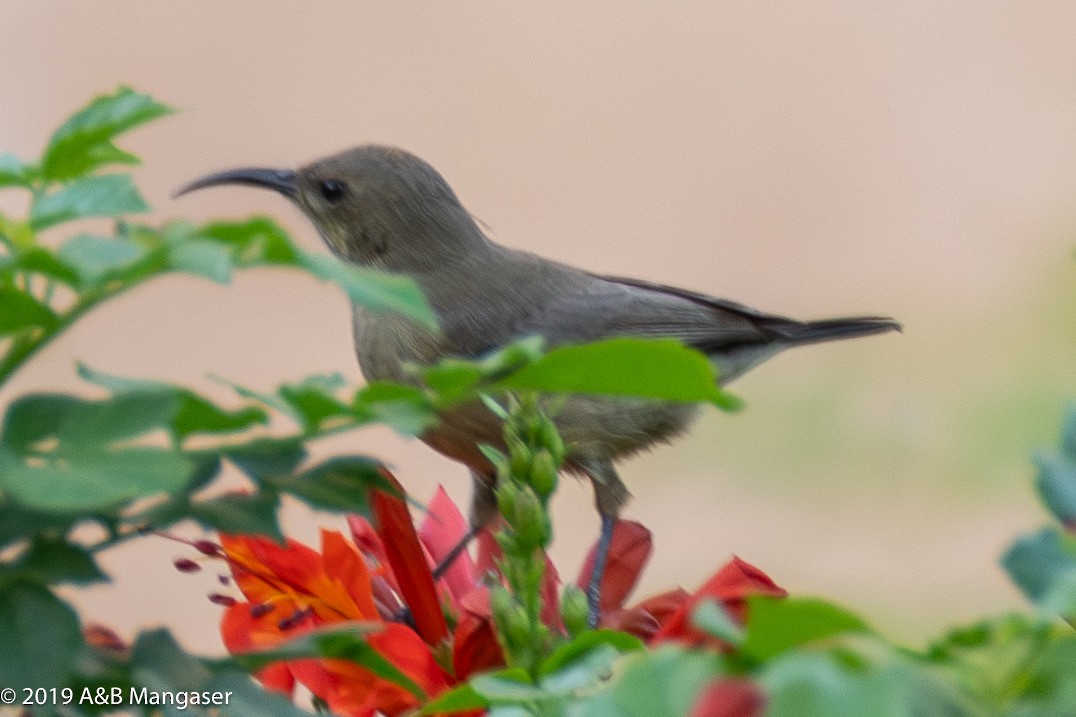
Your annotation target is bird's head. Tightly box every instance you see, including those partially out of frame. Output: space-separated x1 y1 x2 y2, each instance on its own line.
177 145 489 272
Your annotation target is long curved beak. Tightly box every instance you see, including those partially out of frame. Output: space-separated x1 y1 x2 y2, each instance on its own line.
174 167 298 199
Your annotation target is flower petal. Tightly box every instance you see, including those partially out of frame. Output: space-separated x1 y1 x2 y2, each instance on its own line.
576 520 652 611
321 529 380 620
419 486 477 605
370 472 450 645
651 556 785 647
453 614 505 679
289 623 451 717
603 587 690 640
219 602 298 695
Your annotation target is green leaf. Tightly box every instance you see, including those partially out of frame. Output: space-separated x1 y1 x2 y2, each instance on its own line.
199 217 298 265
10 536 108 586
353 381 437 435
77 363 268 439
1 390 179 449
0 583 81 690
191 492 282 541
168 238 235 283
498 337 741 409
540 643 622 695
203 671 313 717
0 446 192 512
30 174 149 230
58 233 149 287
0 153 33 188
418 684 489 715
173 395 268 440
10 247 81 285
1003 527 1076 603
539 629 644 676
761 649 980 717
573 646 716 717
298 249 439 331
231 624 425 701
130 629 213 693
268 456 388 513
278 374 349 433
162 217 438 329
423 359 486 402
0 286 59 335
489 708 537 717
693 598 746 648
742 596 870 662
470 673 552 702
1035 451 1076 527
223 438 306 480
0 503 75 549
42 87 171 181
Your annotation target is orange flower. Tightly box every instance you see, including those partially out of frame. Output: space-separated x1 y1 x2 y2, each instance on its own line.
218 474 494 716
219 530 452 716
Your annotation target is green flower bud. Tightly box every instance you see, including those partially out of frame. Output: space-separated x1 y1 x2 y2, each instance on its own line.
511 486 550 549
535 415 566 465
505 603 533 649
490 584 515 627
561 585 589 636
528 449 558 498
508 438 533 482
496 479 522 524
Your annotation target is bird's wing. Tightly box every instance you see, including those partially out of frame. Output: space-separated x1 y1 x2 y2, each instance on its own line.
586 273 899 352
533 271 784 351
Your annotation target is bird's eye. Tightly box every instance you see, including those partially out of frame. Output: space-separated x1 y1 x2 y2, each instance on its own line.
319 179 346 203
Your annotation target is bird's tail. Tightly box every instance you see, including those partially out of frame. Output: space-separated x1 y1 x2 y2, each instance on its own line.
779 316 902 346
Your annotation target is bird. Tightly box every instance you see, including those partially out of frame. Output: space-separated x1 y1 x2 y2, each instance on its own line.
178 145 900 626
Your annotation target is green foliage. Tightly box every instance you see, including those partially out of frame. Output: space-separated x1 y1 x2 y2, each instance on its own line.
741 596 870 662
1003 405 1076 622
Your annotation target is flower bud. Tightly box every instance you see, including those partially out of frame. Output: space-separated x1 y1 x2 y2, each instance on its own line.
508 440 532 482
511 487 550 549
561 585 589 636
504 603 533 650
535 416 566 466
496 479 522 524
528 449 558 499
490 585 519 641
193 540 221 556
173 558 201 573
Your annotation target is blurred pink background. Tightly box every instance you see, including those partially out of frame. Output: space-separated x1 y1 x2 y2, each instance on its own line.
2 3 1075 652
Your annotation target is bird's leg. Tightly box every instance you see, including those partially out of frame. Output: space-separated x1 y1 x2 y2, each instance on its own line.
584 460 630 628
588 512 617 628
431 469 496 581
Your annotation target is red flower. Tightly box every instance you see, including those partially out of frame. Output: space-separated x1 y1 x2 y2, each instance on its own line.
690 678 766 717
576 521 787 649
214 479 783 716
218 474 498 716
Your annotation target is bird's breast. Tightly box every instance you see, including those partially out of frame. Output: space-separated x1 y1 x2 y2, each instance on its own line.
351 306 446 384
